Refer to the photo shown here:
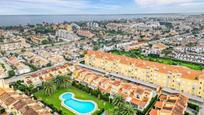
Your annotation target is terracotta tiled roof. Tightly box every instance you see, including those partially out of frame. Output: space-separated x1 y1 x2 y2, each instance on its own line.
0 88 52 115
74 68 152 109
13 100 26 110
149 109 158 115
151 94 188 115
87 50 204 80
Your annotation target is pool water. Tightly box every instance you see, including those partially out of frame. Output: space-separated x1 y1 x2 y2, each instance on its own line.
60 92 97 114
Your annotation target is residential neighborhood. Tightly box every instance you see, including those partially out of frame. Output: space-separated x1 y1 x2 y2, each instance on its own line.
0 13 204 115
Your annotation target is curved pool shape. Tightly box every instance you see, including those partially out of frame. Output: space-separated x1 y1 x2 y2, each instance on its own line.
60 92 97 115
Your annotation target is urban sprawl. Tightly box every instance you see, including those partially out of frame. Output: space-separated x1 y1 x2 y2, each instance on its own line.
0 15 204 115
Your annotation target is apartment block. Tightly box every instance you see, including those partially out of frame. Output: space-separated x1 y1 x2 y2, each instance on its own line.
84 50 204 98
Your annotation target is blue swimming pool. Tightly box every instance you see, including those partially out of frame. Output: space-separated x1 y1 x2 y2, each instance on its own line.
60 92 97 114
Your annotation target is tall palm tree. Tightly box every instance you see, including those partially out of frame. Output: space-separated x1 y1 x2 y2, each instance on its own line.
42 81 56 96
112 95 124 107
53 75 63 88
120 103 137 115
61 75 72 88
53 75 72 88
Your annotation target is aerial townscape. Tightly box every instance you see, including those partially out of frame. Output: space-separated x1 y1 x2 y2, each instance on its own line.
0 14 203 115
0 0 204 115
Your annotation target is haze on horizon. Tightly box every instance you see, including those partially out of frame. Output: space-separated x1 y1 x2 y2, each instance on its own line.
0 0 204 15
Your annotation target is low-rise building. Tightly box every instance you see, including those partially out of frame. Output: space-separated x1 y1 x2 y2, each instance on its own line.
22 52 49 68
73 67 154 110
77 30 95 38
149 94 188 115
0 37 30 51
36 50 65 65
56 29 79 42
0 87 52 115
24 64 70 86
6 56 31 75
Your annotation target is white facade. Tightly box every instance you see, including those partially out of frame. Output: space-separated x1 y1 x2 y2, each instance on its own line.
56 29 79 42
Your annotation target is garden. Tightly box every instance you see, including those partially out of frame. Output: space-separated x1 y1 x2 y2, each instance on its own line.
10 75 151 115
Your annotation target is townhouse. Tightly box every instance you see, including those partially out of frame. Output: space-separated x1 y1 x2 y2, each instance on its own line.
24 64 70 86
6 56 31 75
22 52 49 68
35 50 65 65
170 52 204 64
84 50 204 98
149 94 188 115
77 30 95 38
0 88 52 115
73 67 154 110
0 38 30 51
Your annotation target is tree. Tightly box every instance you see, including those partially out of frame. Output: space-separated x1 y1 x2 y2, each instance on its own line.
42 81 56 96
113 106 121 115
120 103 137 115
61 76 72 88
41 39 49 44
53 75 71 88
8 70 15 77
112 95 124 107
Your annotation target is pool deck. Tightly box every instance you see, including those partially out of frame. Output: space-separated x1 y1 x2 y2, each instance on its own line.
59 92 98 115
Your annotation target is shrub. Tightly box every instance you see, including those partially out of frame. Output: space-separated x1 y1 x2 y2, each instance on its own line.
95 108 105 115
188 103 199 112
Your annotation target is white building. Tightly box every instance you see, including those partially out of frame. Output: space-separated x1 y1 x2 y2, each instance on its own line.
87 22 99 28
56 29 79 42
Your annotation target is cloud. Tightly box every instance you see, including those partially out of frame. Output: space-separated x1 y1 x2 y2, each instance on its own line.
0 0 203 14
0 0 122 15
135 0 196 6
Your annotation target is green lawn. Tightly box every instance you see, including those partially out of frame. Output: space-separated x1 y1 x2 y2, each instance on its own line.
34 87 113 115
110 50 204 70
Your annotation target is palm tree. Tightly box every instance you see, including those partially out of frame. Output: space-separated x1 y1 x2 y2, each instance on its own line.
112 95 124 107
61 76 72 88
53 75 63 88
120 103 137 115
113 106 121 115
53 75 72 88
42 81 56 96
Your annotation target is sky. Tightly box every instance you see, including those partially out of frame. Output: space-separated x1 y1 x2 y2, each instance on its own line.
0 0 204 15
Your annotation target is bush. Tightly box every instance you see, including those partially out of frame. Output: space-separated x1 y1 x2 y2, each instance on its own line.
8 70 15 77
95 108 105 115
101 93 110 102
40 100 61 114
188 103 199 112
